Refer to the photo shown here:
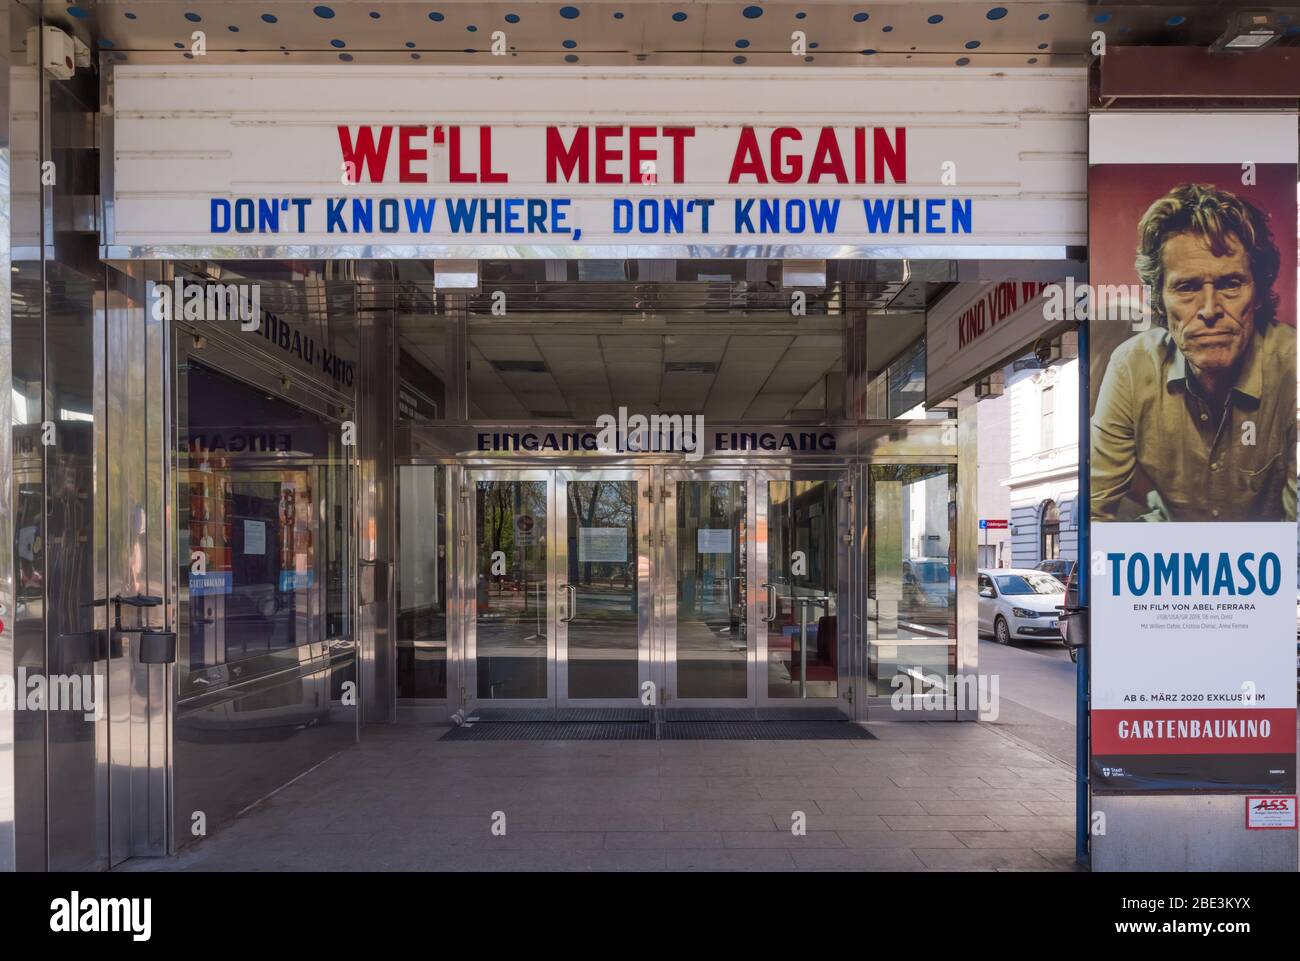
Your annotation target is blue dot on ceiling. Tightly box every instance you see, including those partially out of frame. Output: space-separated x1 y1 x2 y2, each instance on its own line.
411 53 421 59
965 40 980 49
339 53 353 61
184 52 194 59
565 54 578 62
736 39 749 48
370 11 381 19
262 14 278 24
563 39 576 48
672 11 687 21
742 6 763 20
313 5 335 19
928 15 944 25
125 12 137 21
795 11 806 20
184 11 202 22
861 49 876 55
955 57 970 66
1038 42 1048 49
173 42 184 49
614 11 624 18
1028 57 1038 63
560 6 580 19
986 7 1008 20
467 25 477 32
66 5 89 17
733 55 746 63
429 11 445 22
1167 15 1185 26
330 39 346 48
505 14 520 23
853 12 868 22
883 25 893 32
1037 13 1049 21
229 25 239 32
1094 13 1111 23
406 41 416 47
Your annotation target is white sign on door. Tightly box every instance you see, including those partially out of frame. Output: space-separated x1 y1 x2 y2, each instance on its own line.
578 527 627 563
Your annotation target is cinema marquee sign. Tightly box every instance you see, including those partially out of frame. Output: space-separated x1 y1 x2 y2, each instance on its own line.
109 65 1086 253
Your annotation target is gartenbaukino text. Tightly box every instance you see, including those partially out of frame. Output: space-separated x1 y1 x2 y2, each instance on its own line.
1105 551 1283 597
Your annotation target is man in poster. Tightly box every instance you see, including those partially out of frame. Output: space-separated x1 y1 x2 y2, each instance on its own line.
1090 182 1295 523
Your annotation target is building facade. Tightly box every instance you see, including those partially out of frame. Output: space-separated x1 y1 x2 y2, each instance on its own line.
1005 357 1080 569
0 1 1294 875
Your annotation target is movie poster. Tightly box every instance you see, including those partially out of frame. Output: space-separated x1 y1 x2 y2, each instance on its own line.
1088 114 1298 794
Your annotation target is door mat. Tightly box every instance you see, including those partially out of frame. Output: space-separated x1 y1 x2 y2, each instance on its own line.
439 716 875 741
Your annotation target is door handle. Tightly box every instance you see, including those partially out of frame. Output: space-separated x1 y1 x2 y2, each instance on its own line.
761 582 778 623
560 583 576 623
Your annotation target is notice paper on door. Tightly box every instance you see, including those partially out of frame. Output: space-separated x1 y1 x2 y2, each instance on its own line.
243 519 266 555
697 529 732 554
579 527 627 563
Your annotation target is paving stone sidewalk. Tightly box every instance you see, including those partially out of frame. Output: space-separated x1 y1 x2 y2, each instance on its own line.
120 720 1083 872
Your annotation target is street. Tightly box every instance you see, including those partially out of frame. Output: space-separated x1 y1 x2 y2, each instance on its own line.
978 637 1300 775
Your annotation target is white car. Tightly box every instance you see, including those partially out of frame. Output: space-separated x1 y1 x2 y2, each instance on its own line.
978 568 1067 645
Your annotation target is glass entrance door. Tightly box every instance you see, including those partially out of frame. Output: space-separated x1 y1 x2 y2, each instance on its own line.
469 470 553 705
464 467 844 711
556 470 651 705
663 471 753 703
467 468 651 709
659 469 848 709
757 472 845 704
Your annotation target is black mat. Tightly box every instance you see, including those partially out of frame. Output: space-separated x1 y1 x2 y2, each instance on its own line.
660 721 875 740
469 707 651 723
440 721 653 741
439 715 875 742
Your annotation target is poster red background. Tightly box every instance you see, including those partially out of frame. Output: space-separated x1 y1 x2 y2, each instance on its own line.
1088 162 1297 403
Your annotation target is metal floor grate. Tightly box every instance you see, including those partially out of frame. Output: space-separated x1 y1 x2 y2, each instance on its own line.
440 722 652 741
659 721 875 741
661 707 848 722
439 712 874 742
468 707 651 723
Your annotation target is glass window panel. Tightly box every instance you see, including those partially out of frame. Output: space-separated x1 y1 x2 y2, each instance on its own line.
866 465 957 697
475 480 548 699
179 363 335 677
564 479 639 699
766 479 838 699
398 465 447 699
676 480 747 699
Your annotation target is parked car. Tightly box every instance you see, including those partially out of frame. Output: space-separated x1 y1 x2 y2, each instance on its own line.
978 568 1067 645
901 557 952 627
1034 558 1075 582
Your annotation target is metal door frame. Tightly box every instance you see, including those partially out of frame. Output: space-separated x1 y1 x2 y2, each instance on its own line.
554 467 652 708
659 468 757 707
463 467 557 710
754 467 853 712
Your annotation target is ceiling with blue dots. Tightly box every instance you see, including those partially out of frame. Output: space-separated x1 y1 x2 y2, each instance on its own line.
46 2 1300 68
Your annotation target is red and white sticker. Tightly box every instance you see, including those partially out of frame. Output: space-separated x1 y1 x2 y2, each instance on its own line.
1245 796 1297 830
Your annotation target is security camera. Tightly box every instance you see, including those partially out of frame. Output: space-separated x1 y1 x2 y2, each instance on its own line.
1033 336 1057 367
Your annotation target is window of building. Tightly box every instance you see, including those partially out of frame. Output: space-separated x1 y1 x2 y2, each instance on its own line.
1040 384 1055 451
1040 499 1061 561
